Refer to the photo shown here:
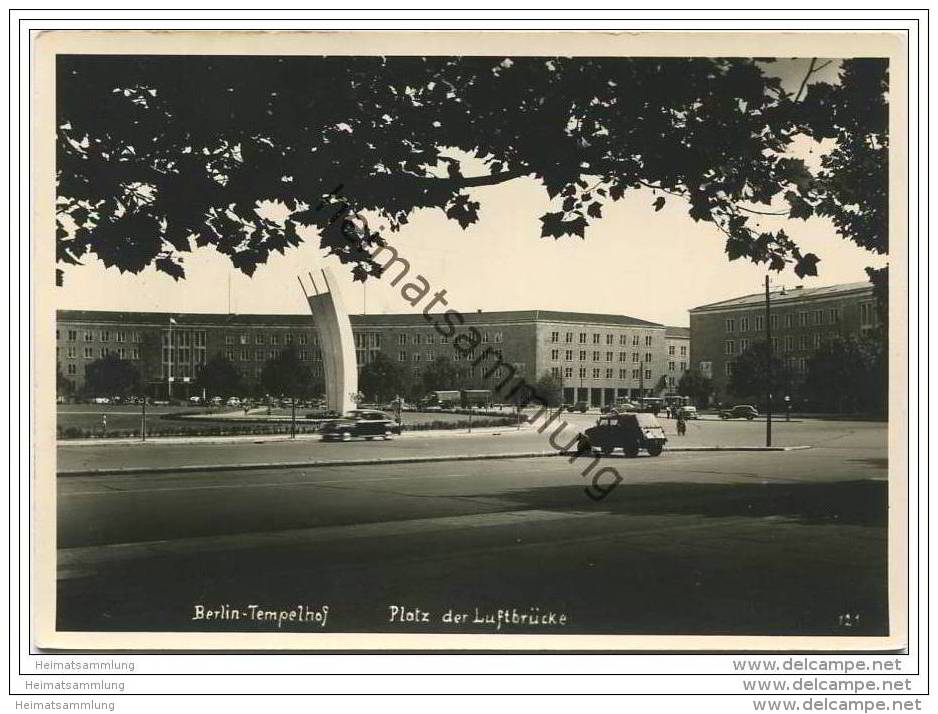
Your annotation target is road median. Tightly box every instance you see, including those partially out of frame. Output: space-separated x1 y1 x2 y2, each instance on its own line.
57 445 812 477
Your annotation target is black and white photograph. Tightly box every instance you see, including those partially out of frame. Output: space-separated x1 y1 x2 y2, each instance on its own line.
33 29 907 650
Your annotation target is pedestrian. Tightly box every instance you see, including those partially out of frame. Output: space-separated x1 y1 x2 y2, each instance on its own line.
101 414 107 435
676 415 686 436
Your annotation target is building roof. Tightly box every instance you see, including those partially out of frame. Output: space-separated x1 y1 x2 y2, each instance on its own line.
56 308 663 328
689 281 874 313
665 326 690 339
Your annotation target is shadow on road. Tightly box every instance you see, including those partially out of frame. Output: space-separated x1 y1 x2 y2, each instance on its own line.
464 479 888 527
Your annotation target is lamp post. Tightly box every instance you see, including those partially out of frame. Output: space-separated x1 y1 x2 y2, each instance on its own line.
764 276 773 447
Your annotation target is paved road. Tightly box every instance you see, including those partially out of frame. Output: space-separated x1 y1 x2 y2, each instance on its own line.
56 417 884 473
56 422 888 636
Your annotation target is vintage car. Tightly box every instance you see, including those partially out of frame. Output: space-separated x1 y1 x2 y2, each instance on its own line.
567 401 589 413
320 409 402 441
678 406 699 420
719 404 759 420
577 412 667 457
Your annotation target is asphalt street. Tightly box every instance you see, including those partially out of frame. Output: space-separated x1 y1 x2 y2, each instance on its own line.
55 420 889 636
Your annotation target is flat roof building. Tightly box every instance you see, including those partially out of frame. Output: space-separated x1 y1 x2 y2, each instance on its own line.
56 308 691 407
688 281 880 404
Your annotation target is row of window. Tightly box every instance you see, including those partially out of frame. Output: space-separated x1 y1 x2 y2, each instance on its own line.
724 356 809 376
549 366 655 381
724 333 830 356
396 333 457 346
550 350 657 363
549 331 656 346
59 346 141 360
58 329 143 343
226 333 313 346
668 345 688 356
224 349 322 362
396 349 505 363
725 308 843 334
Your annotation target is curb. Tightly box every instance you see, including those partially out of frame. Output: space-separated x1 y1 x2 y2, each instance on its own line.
56 445 812 477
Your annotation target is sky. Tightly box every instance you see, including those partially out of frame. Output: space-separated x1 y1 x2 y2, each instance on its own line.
54 57 886 327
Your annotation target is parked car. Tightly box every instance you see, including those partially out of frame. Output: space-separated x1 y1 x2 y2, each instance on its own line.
577 412 667 457
226 397 242 407
678 406 699 420
92 397 111 405
567 401 589 413
719 404 759 420
320 410 402 442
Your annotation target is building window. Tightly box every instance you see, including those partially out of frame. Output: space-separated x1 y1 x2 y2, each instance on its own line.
785 336 794 352
644 352 652 362
668 345 675 356
565 332 573 343
814 333 822 348
618 352 627 362
67 363 77 375
771 336 779 352
754 315 764 331
83 347 93 359
592 350 600 361
225 335 234 345
632 335 639 346
398 334 406 345
725 319 735 333
619 369 627 379
605 368 613 379
440 336 449 344
254 349 263 360
255 334 265 345
564 367 573 378
550 331 559 343
644 335 653 346
668 361 675 371
426 351 434 361
740 338 750 352
414 334 422 345
284 334 294 345
551 349 559 360
644 369 652 380
632 369 640 379
399 351 407 361
240 349 249 361
579 367 587 379
784 314 794 329
271 334 279 345
830 308 841 324
605 334 613 345
481 332 491 344
724 340 736 355
814 310 824 325
579 350 587 361
740 317 750 332
860 302 876 326
132 332 142 343
425 333 434 345
592 333 600 344
680 346 687 356
299 334 308 345
799 335 809 350
725 362 734 377
86 330 96 342
592 368 601 379
551 367 561 378
632 352 639 363
605 351 613 362
565 350 573 361
579 332 587 344
132 348 141 360
770 315 779 330
412 352 421 362
494 332 503 343
67 329 77 341
619 335 627 345
680 361 687 371
798 311 809 327
115 331 126 343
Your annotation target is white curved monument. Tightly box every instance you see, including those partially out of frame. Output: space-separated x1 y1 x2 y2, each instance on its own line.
297 268 358 415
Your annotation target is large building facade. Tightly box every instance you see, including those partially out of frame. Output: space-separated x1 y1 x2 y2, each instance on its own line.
56 309 691 407
689 281 880 404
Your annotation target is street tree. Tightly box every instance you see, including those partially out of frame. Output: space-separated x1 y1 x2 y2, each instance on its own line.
728 341 787 403
56 365 75 397
677 369 713 408
358 352 414 403
531 372 564 407
84 354 140 397
804 336 886 414
260 347 319 399
418 356 462 394
195 353 243 398
56 57 887 289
